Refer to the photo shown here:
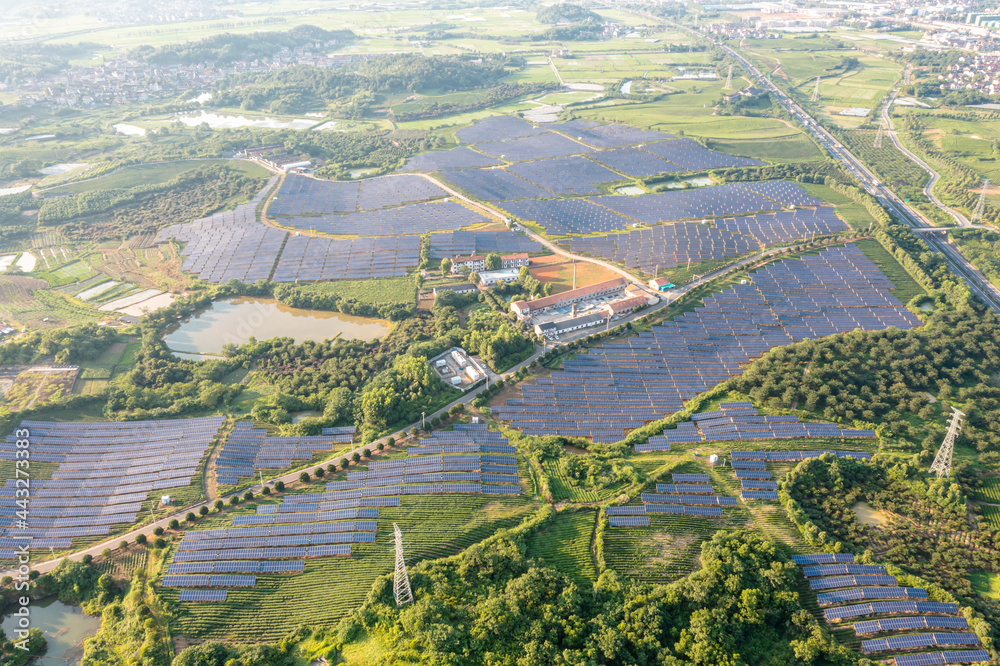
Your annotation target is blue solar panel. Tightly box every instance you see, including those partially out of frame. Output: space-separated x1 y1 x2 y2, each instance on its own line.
608 516 650 527
178 590 227 602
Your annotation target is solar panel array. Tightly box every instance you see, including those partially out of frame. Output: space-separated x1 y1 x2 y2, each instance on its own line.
179 590 228 602
217 422 353 485
590 183 779 225
402 146 504 171
691 403 875 443
441 168 553 201
427 230 541 259
731 450 872 461
589 147 684 176
456 116 548 143
156 177 286 283
507 156 622 196
609 515 650 527
271 235 420 281
791 554 979 664
550 119 673 148
894 652 990 666
269 175 447 216
495 245 917 442
499 198 636 235
476 132 595 161
275 199 490 237
610 476 734 528
855 617 970 636
641 138 764 170
0 417 223 552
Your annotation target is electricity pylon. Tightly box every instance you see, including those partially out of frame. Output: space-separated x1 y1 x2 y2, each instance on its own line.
873 120 884 149
972 179 990 224
929 408 965 478
392 523 413 606
810 76 821 102
724 64 733 90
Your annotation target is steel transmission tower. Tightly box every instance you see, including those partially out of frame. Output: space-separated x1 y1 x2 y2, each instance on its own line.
392 523 414 606
810 77 821 102
972 179 990 224
929 408 965 478
873 120 884 149
724 64 733 90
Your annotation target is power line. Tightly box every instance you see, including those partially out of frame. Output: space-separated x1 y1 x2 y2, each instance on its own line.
810 76 821 102
929 407 964 478
873 120 883 149
724 64 733 90
972 179 990 224
393 523 413 606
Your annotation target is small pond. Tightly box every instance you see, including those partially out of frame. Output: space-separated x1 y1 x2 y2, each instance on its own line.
164 297 391 355
1 597 100 665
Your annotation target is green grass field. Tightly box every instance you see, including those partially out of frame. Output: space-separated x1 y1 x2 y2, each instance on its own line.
41 159 269 196
970 570 1000 600
524 509 598 587
853 239 926 303
541 458 625 503
34 260 96 287
291 276 417 305
709 134 825 163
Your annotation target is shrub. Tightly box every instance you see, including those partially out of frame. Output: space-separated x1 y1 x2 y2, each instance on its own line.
386 437 395 447
327 464 335 473
153 527 164 536
153 538 167 549
135 534 147 545
186 512 196 522
1 576 12 586
275 481 285 491
314 467 325 478
299 472 311 483
230 495 240 505
214 500 224 511
199 506 209 516
351 452 361 463
101 549 111 558
340 458 349 469
261 486 271 495
243 490 254 500
82 554 93 565
28 570 39 581
362 448 372 458
119 541 128 550
431 416 441 426
168 519 180 529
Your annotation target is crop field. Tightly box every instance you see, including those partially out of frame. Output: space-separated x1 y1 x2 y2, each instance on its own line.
551 53 684 83
97 546 149 580
542 458 625 503
528 257 620 294
0 276 99 328
85 244 193 292
853 239 925 303
167 493 538 640
981 505 1000 531
41 159 268 196
708 135 825 163
290 276 417 304
842 129 929 193
524 510 598 587
3 368 79 410
972 476 1000 504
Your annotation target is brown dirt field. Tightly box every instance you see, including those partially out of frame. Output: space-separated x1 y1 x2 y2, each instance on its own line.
529 257 619 293
4 368 79 410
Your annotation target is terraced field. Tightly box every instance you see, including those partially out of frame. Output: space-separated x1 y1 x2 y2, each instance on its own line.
525 510 598 587
542 458 625 503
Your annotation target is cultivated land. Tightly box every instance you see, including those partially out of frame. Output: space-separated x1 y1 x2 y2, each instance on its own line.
1 5 1000 665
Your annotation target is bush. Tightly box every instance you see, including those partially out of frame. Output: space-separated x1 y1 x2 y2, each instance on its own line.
275 481 285 491
119 541 128 550
153 538 167 549
186 512 196 522
340 458 349 469
351 452 361 463
169 519 180 529
261 486 271 495
327 464 336 473
299 472 311 483
362 448 372 459
214 500 224 511
82 554 93 565
386 437 395 447
1 576 12 586
243 490 254 500
431 416 441 426
153 527 165 536
28 570 39 580
199 506 209 516
230 495 240 505
314 467 325 478
101 549 111 558
136 534 147 545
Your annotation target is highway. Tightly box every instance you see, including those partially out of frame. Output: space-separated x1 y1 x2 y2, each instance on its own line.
682 24 1000 313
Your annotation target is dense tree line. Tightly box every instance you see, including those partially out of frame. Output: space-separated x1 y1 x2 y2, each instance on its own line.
130 25 355 67
733 308 1000 453
461 308 533 372
0 42 102 82
288 129 437 180
0 324 122 365
39 164 266 240
332 525 855 665
535 3 601 24
951 229 1000 287
212 54 525 116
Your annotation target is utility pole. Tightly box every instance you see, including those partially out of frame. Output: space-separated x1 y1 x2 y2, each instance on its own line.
393 523 414 606
421 411 426 429
929 407 965 478
811 76 821 102
972 179 990 225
